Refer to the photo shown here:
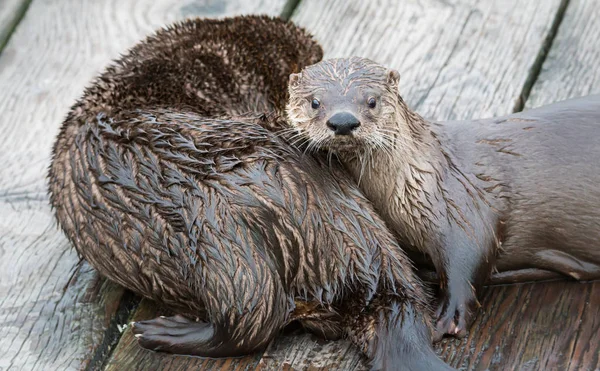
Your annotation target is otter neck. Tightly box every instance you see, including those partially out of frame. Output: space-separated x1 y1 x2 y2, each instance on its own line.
340 107 449 250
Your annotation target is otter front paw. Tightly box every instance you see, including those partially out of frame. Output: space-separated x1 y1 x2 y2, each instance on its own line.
433 291 478 341
131 315 214 355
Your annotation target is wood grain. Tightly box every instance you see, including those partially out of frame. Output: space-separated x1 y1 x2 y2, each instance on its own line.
0 0 29 52
437 281 600 370
0 198 128 370
258 332 366 371
526 0 600 109
104 300 263 371
0 0 286 370
293 0 564 121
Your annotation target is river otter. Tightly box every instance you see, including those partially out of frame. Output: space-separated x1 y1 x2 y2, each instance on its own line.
287 56 600 340
47 16 452 370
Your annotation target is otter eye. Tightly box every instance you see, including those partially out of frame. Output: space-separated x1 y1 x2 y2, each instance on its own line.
311 98 321 109
367 97 377 109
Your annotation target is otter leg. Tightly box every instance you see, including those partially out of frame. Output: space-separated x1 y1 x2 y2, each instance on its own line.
132 261 290 358
432 230 494 341
345 294 453 371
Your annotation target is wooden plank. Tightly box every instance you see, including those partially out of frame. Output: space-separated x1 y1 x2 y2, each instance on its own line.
257 332 366 370
0 198 131 371
104 300 263 371
526 0 600 109
437 281 600 370
0 0 29 52
292 0 564 121
0 0 286 370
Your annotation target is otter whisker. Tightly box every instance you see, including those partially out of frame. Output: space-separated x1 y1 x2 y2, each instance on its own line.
357 146 372 186
274 128 300 138
287 132 309 145
291 137 311 151
376 133 398 158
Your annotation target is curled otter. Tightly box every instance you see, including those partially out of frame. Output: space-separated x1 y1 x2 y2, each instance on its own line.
287 56 600 340
48 16 452 370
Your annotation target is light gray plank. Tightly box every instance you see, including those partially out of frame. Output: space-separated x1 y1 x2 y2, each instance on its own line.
0 0 286 370
526 0 600 109
258 332 366 371
293 0 564 121
0 197 130 371
0 0 29 51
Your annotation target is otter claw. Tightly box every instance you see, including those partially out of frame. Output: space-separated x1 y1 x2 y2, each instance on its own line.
433 292 474 341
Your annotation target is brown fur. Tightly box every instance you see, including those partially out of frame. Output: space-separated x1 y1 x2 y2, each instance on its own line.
47 16 452 370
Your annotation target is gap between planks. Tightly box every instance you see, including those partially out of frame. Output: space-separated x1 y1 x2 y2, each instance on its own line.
513 0 571 112
0 0 32 54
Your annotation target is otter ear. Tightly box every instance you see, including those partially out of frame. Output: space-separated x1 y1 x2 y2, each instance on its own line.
387 69 400 89
289 72 302 88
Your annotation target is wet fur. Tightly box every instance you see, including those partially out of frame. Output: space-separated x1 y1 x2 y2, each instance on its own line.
287 57 600 340
47 16 451 369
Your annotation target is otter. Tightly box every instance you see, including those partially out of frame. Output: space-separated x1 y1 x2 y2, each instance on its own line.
47 16 452 370
287 56 600 340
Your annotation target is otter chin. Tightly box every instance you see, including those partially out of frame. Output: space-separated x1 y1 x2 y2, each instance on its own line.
288 56 600 341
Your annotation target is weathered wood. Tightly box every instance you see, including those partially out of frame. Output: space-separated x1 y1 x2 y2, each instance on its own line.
293 0 564 121
0 0 29 52
258 332 366 370
526 0 600 109
437 281 600 370
0 198 130 371
0 0 286 370
104 300 263 371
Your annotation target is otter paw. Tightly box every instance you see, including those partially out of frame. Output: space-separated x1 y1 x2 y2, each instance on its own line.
433 294 476 342
131 315 214 355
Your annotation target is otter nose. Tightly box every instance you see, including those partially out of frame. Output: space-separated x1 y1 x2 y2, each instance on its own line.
326 112 361 135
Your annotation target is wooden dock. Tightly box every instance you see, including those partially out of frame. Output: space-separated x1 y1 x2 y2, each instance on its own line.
0 0 598 369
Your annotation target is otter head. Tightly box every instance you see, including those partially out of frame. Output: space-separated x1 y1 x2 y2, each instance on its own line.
286 57 404 154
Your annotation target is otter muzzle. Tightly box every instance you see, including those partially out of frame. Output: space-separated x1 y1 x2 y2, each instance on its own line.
326 112 360 135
